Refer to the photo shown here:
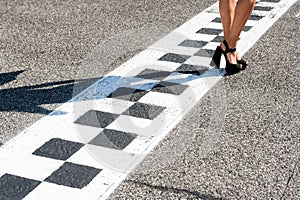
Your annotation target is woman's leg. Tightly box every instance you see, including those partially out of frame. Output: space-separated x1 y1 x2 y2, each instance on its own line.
219 0 236 41
227 0 256 48
220 0 256 64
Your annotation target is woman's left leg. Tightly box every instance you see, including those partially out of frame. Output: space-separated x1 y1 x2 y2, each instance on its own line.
226 0 256 49
222 0 256 65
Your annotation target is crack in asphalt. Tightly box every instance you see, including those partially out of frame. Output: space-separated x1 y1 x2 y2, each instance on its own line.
280 155 299 199
125 179 227 200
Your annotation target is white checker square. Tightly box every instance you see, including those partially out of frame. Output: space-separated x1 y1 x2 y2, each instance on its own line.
193 33 216 42
251 10 268 17
245 19 258 27
184 56 213 67
256 2 277 7
162 72 193 86
66 146 107 170
74 124 104 144
205 22 224 30
23 182 82 200
138 91 190 116
106 115 164 138
1 154 63 181
203 42 220 50
72 99 133 118
82 144 140 173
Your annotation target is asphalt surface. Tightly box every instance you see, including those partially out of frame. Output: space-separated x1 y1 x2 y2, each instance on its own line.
108 1 300 199
0 0 299 199
0 0 216 144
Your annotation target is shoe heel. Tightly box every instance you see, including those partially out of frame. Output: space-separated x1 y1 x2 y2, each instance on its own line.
210 46 222 68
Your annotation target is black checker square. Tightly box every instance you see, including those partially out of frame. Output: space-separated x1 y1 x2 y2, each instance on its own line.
175 64 209 76
45 162 101 189
89 129 137 150
123 102 165 120
243 26 253 32
151 81 189 95
249 15 264 21
0 174 41 200
211 36 224 43
136 68 172 81
194 49 215 58
33 138 84 161
178 39 208 48
158 53 190 63
254 6 273 11
74 110 119 128
108 87 148 102
211 17 221 23
196 28 223 35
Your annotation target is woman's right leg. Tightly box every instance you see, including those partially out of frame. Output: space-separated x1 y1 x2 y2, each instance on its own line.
227 0 256 48
219 0 256 65
219 0 236 41
219 0 238 65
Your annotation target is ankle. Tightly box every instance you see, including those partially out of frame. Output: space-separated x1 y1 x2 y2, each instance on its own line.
220 42 226 51
220 40 236 51
226 39 237 49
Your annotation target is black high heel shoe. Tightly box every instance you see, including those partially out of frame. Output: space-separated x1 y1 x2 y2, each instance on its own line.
210 40 248 70
210 46 222 68
222 40 243 74
237 59 248 70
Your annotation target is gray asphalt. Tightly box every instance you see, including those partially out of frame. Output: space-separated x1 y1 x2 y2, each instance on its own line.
108 1 300 199
0 0 299 199
0 0 216 144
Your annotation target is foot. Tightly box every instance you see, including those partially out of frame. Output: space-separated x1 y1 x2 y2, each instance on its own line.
220 42 248 65
220 42 238 64
235 51 249 70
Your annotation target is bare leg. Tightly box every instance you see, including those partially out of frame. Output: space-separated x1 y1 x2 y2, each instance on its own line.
219 0 256 64
227 0 256 48
219 0 236 41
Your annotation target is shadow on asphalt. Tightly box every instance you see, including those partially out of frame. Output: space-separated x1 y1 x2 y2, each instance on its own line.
0 70 25 86
125 180 226 200
0 70 101 114
0 67 228 115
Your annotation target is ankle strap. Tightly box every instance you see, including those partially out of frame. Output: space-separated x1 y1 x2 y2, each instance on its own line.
223 40 236 53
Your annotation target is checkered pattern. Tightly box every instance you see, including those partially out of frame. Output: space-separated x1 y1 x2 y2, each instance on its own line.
0 0 281 199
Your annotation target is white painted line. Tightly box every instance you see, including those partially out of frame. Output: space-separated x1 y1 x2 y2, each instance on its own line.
0 0 297 199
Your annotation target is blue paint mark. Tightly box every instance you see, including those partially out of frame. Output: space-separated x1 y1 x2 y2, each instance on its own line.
72 76 158 102
95 76 130 99
125 77 158 91
164 72 202 84
49 110 69 116
71 69 223 103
